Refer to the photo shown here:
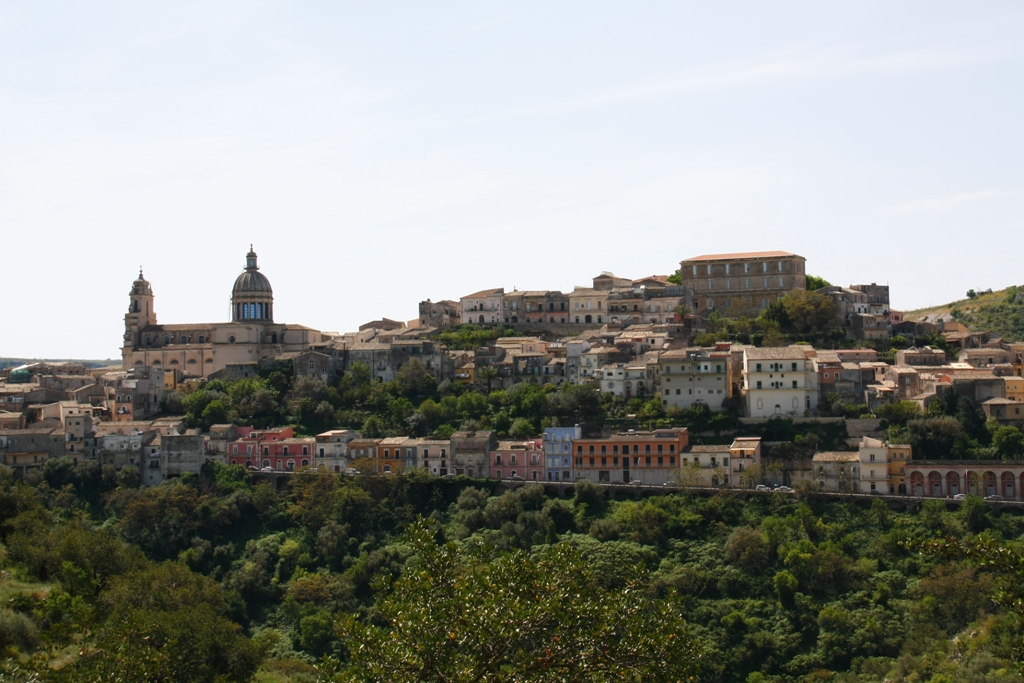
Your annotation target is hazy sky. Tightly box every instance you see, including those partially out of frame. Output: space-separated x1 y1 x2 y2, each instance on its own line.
2 2 1023 359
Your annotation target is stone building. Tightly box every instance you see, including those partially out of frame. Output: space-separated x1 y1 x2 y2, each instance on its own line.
678 250 806 318
418 300 460 329
121 248 324 378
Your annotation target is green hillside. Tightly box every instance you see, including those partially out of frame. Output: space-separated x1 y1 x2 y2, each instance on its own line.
907 285 1024 342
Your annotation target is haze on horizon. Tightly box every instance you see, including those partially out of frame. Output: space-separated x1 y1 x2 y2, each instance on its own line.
2 1 1023 360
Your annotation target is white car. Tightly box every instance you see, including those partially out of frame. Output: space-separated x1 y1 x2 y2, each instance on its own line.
775 486 794 493
755 485 770 491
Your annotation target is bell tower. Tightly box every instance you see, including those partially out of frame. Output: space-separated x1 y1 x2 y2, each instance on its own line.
123 268 156 348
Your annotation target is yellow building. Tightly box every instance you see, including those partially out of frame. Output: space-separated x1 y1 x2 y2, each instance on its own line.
1004 376 1024 403
887 444 911 495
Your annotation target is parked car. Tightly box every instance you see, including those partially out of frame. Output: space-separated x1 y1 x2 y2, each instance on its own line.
261 466 272 472
775 486 794 493
629 479 643 487
984 494 1004 501
755 485 770 491
953 493 967 500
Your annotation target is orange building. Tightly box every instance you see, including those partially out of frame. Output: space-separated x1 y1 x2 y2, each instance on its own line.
886 444 911 494
573 428 688 485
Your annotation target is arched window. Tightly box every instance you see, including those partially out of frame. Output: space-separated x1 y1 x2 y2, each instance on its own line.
198 336 205 343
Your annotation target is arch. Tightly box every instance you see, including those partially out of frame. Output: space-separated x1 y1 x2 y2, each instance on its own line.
198 336 205 343
984 471 997 496
262 459 270 468
584 314 592 323
479 315 485 323
1001 471 1015 498
967 471 981 495
927 471 942 496
286 459 296 471
300 459 309 467
910 471 924 496
169 359 179 365
383 465 391 473
946 471 960 495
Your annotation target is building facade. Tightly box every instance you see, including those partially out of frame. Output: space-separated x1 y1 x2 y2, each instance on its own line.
743 347 819 418
679 251 807 318
121 249 324 378
543 426 579 481
658 345 732 412
573 428 688 485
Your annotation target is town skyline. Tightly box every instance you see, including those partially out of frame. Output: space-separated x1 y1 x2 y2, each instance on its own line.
3 3 1023 359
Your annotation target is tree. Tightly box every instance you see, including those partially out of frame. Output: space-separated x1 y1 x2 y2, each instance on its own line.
805 274 832 291
993 425 1024 459
875 400 922 426
779 290 836 334
330 521 703 683
509 418 534 439
477 366 499 394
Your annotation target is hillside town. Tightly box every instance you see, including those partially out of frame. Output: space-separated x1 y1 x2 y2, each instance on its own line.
3 247 1024 500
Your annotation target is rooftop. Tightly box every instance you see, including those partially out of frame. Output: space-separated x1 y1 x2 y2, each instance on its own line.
683 250 801 262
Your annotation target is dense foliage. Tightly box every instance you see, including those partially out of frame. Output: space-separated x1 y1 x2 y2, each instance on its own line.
2 460 1024 682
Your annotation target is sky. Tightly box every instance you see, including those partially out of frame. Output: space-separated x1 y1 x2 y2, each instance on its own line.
1 1 1023 360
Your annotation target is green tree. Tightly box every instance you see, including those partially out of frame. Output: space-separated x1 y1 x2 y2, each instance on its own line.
993 425 1024 459
331 521 703 683
805 274 832 291
509 418 535 439
477 366 499 394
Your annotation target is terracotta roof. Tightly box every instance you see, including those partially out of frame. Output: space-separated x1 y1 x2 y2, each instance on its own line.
462 288 504 299
745 346 813 360
684 250 801 262
688 445 731 453
812 451 861 462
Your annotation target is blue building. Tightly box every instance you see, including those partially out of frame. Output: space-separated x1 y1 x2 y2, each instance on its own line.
544 426 580 481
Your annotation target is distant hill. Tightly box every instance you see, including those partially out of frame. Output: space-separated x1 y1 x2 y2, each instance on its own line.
906 285 1024 342
0 358 119 370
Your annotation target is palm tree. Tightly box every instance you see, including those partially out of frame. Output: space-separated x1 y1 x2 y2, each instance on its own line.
477 366 498 394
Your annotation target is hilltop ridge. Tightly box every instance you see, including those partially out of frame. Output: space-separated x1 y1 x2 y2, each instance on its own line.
906 284 1024 342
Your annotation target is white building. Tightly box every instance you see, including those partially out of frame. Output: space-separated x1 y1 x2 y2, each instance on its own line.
812 451 861 492
743 346 819 417
858 436 888 493
659 345 732 412
598 363 650 398
315 429 357 473
729 437 763 487
682 445 731 486
460 288 504 325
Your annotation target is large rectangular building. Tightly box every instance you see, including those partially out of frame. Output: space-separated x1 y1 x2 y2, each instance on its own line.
679 251 806 318
572 428 688 485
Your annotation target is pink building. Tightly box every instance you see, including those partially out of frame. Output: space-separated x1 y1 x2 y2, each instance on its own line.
227 426 315 470
490 439 544 481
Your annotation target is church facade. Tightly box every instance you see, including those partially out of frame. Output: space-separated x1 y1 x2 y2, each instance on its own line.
121 247 324 378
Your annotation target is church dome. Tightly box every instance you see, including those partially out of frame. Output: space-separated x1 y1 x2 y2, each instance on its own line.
232 247 273 295
231 247 274 323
